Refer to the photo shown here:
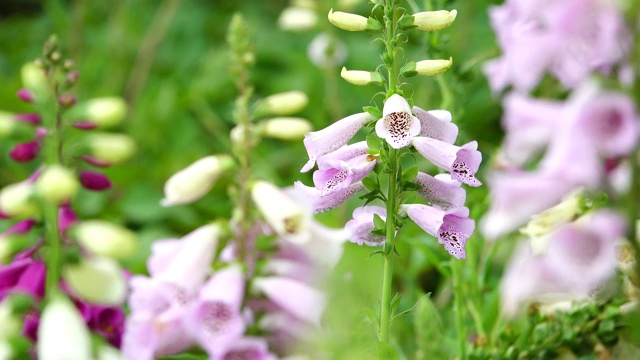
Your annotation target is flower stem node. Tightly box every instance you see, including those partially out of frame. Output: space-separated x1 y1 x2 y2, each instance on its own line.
415 58 453 76
161 155 235 206
87 133 136 165
37 295 92 360
82 97 127 128
254 91 309 117
73 220 137 259
341 67 384 86
35 164 80 205
0 182 38 219
328 9 370 32
409 10 457 31
259 117 313 140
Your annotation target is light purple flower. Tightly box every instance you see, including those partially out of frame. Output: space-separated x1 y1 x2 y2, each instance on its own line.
400 204 475 259
294 180 365 213
218 337 277 360
413 172 466 210
312 152 377 197
316 141 369 170
412 138 482 186
345 206 387 247
253 276 326 326
301 112 374 172
375 94 421 149
412 107 458 144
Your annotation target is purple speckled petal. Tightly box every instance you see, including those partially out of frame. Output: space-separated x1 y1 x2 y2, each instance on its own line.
375 95 420 149
412 138 482 186
317 141 369 170
414 172 466 210
294 181 365 213
412 106 458 144
439 210 475 259
312 167 354 196
221 337 277 360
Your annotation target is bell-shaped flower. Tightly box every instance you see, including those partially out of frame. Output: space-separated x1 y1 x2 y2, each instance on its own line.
412 107 457 144
82 97 127 128
301 112 374 172
316 141 369 169
312 151 377 197
38 295 92 360
161 155 234 206
412 137 482 186
400 204 475 259
219 337 277 360
73 220 137 260
415 58 453 76
253 276 326 326
294 180 365 213
340 67 384 86
252 181 310 244
345 205 387 247
328 9 369 32
414 172 466 210
183 265 246 359
375 94 421 149
411 10 457 31
63 256 127 305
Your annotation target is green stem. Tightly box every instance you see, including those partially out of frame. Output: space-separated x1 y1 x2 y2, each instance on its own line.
451 260 467 360
379 147 398 344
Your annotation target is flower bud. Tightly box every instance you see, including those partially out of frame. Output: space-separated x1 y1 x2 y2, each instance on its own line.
0 299 21 339
411 10 457 31
16 89 34 103
79 170 112 191
83 97 127 128
162 155 234 206
255 91 308 117
0 112 15 138
57 93 76 108
278 7 318 31
328 9 368 31
73 220 137 259
260 117 313 140
14 113 41 125
64 257 126 305
21 62 48 100
35 165 80 205
9 142 40 163
87 133 136 165
0 182 38 219
340 67 384 86
415 58 453 76
251 181 310 243
38 295 92 360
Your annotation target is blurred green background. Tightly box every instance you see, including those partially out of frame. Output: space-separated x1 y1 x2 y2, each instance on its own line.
0 0 504 357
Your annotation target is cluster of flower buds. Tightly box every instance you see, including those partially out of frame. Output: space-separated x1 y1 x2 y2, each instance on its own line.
0 36 137 358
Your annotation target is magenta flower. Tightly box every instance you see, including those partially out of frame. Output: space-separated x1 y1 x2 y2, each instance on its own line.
345 206 387 247
294 180 365 213
17 88 34 102
14 113 41 125
375 94 421 149
88 305 125 348
0 257 46 300
412 138 482 186
58 204 78 233
400 204 475 259
301 112 374 172
9 141 40 163
412 107 458 144
79 170 112 191
413 172 466 210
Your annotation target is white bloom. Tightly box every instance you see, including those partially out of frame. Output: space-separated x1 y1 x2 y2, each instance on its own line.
38 296 92 360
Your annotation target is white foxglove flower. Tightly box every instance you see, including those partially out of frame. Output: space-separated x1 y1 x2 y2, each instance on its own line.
328 9 368 32
38 296 92 360
255 91 308 117
415 58 453 76
87 133 136 165
412 10 457 31
279 7 317 31
252 181 310 243
375 94 421 149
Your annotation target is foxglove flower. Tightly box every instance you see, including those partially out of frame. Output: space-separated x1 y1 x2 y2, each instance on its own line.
219 337 277 360
312 150 377 197
253 277 326 326
412 138 482 186
294 181 365 213
63 256 127 305
345 206 387 247
301 112 374 172
73 220 137 260
412 107 458 144
252 181 310 244
38 296 93 360
400 204 475 259
413 172 466 210
162 155 234 206
375 94 421 149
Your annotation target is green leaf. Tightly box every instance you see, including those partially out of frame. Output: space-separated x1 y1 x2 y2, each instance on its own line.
366 135 383 151
371 228 386 237
400 61 417 77
401 165 419 182
373 213 386 230
376 341 398 360
362 176 379 191
364 307 380 334
401 182 421 192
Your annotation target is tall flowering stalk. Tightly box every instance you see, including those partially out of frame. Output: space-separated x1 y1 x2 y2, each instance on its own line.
298 0 480 354
123 14 345 359
0 36 136 358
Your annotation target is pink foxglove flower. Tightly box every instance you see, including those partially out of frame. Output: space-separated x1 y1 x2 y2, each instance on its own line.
301 112 374 172
294 180 365 213
400 204 475 259
375 94 421 149
412 107 458 144
312 151 377 197
413 172 466 210
412 138 482 186
219 337 277 360
345 205 387 247
253 277 326 326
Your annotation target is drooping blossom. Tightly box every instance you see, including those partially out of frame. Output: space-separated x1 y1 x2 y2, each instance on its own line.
375 94 421 149
313 149 377 197
412 138 482 186
413 172 466 210
412 107 458 144
294 181 365 213
345 205 387 247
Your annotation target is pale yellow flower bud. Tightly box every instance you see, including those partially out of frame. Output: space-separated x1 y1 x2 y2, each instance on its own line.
256 91 309 117
35 165 80 205
413 9 457 31
161 155 234 206
84 97 127 128
260 117 312 140
38 296 92 360
279 7 317 31
21 62 48 98
88 133 136 165
64 257 126 305
0 182 38 218
0 112 15 138
328 9 368 32
73 220 137 259
415 58 453 76
340 67 383 86
0 241 10 264
98 345 123 360
251 181 310 243
0 300 21 339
